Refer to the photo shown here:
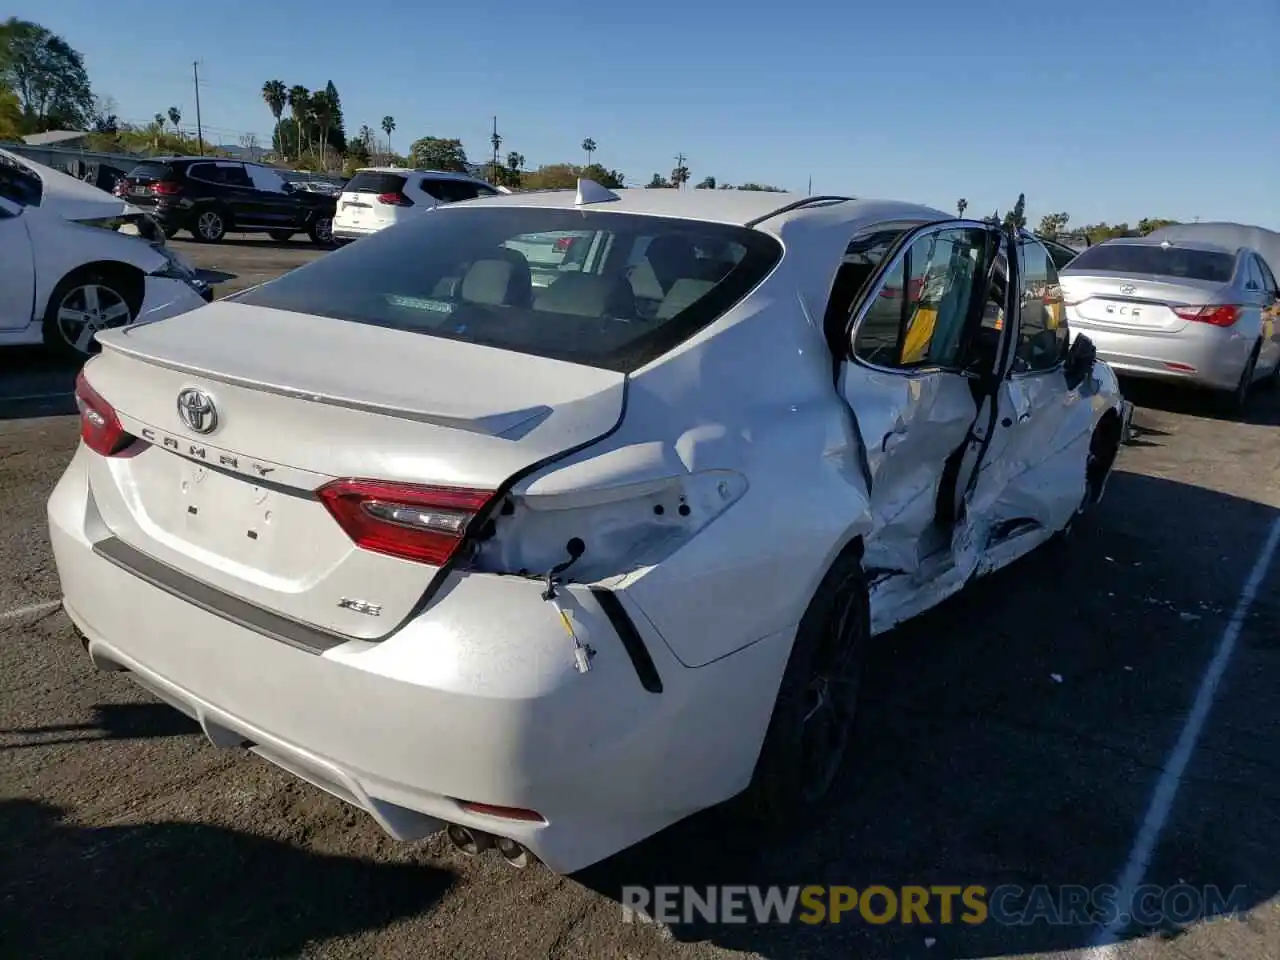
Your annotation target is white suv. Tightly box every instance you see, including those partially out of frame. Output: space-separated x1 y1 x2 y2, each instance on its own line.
332 168 504 242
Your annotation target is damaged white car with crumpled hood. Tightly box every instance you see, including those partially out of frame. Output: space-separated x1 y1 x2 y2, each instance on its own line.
48 181 1133 875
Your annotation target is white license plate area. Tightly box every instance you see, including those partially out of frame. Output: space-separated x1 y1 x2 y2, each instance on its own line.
125 449 322 577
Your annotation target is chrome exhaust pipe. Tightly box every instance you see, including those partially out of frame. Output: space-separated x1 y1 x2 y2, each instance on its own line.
445 824 492 857
494 836 533 869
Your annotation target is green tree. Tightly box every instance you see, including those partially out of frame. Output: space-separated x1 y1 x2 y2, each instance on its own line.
310 88 337 168
0 84 22 140
582 137 596 167
736 182 785 192
0 18 94 132
167 105 181 131
261 80 287 156
670 162 691 189
381 115 395 158
322 80 346 155
957 198 968 217
646 173 670 188
1137 217 1178 236
1002 193 1027 230
696 175 716 189
519 162 624 190
287 86 310 157
410 136 468 172
1037 212 1070 238
506 150 524 184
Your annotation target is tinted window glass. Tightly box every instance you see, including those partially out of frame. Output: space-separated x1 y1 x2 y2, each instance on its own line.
1064 243 1235 283
853 227 986 369
1256 256 1279 295
1013 238 1068 374
423 179 479 204
187 163 222 183
231 207 783 373
220 165 253 187
347 172 408 194
0 153 42 206
125 162 173 182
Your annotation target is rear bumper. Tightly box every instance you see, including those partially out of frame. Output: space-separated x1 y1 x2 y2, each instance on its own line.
46 447 788 874
1071 321 1252 391
331 222 384 241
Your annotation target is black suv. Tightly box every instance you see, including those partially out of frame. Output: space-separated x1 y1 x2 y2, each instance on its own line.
114 157 337 245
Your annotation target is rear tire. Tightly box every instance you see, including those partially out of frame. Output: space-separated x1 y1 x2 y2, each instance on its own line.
1221 345 1259 416
308 215 334 247
742 549 870 826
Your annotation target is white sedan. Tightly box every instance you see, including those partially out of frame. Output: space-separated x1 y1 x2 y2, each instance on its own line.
47 181 1131 874
0 148 210 358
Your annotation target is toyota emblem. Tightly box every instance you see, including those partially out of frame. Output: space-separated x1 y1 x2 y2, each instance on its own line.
176 388 218 435
1119 283 1136 295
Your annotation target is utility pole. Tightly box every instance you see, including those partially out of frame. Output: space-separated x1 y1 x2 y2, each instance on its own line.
192 61 205 155
807 175 812 196
490 116 501 182
674 152 686 189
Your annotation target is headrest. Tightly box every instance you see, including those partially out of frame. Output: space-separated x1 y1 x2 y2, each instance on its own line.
535 272 637 318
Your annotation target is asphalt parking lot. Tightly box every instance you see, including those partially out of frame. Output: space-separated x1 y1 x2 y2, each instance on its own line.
1 235 1278 960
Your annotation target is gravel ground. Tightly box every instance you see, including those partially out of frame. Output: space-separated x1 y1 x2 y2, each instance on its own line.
1 237 1277 959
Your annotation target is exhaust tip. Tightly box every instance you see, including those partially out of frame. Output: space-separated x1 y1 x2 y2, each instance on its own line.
495 836 534 869
445 824 492 857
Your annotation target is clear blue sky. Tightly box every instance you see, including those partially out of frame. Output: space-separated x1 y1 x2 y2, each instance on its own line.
12 0 1280 229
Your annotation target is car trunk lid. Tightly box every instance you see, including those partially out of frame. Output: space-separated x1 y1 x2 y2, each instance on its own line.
1059 273 1229 334
81 301 625 640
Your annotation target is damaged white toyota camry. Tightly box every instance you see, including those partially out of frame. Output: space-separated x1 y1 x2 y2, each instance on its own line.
48 181 1132 874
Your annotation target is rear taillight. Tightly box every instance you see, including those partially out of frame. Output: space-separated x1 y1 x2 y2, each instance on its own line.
376 192 413 206
74 369 134 456
317 479 495 566
151 180 181 196
1173 304 1242 327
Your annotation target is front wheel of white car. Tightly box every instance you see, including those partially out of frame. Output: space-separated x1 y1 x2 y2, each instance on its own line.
743 549 870 825
42 270 139 361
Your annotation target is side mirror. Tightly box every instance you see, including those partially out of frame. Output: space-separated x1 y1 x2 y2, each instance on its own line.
1063 333 1097 390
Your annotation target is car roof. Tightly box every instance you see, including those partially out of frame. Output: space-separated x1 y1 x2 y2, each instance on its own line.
1087 235 1241 257
451 185 949 229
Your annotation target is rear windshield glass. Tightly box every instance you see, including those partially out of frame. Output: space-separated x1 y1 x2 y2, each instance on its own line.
125 162 173 181
1064 244 1236 283
231 206 782 372
345 171 408 194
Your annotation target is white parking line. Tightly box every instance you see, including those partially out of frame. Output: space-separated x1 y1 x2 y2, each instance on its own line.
0 599 62 622
1086 513 1280 955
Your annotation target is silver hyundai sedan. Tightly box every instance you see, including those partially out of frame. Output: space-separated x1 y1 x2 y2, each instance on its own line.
1060 237 1280 413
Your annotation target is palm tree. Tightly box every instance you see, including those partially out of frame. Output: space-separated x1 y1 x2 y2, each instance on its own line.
151 114 164 150
381 115 395 161
358 124 374 155
288 86 310 160
167 106 181 133
261 80 287 157
311 89 335 171
506 151 523 174
957 198 968 217
582 138 596 167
